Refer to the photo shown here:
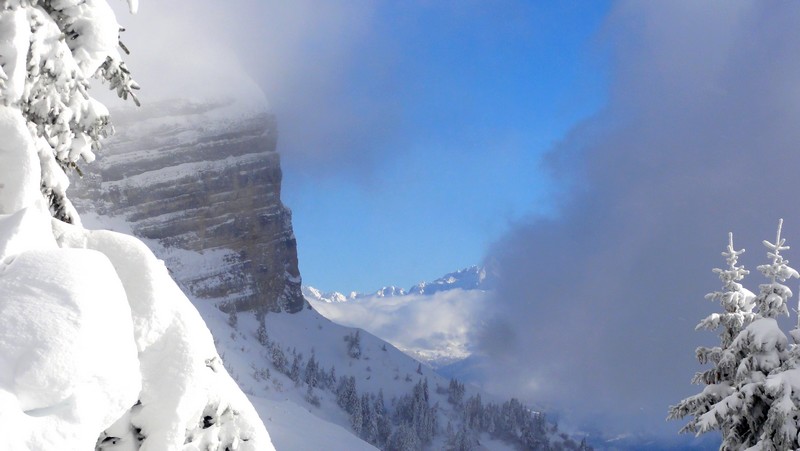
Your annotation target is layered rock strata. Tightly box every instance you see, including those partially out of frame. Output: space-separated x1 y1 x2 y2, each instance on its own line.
70 99 305 313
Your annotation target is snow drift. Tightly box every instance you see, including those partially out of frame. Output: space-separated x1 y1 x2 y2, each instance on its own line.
0 200 274 450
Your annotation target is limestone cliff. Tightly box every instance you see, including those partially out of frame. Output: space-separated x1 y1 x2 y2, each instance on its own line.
70 98 306 314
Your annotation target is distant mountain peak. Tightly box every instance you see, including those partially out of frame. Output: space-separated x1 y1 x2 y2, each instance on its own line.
374 286 406 297
304 264 495 303
408 265 493 296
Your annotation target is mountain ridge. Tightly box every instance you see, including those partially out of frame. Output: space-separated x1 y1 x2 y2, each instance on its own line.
304 265 496 303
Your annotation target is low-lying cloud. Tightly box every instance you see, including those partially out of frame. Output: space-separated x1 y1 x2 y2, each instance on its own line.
107 0 397 176
308 289 489 366
478 0 800 439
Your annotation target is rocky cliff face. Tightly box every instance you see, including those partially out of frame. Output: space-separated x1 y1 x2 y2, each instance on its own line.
70 98 306 314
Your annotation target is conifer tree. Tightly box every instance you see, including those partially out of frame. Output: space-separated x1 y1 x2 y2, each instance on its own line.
350 394 363 436
733 219 800 449
344 330 362 359
448 378 465 406
289 351 302 383
668 232 756 434
304 351 318 388
270 343 287 373
336 375 359 415
328 365 337 389
0 0 140 223
671 220 800 449
386 423 420 451
360 393 378 443
375 389 392 446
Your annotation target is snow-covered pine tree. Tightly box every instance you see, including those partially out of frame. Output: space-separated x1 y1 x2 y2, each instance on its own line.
375 389 392 446
360 393 378 444
336 375 359 415
289 351 302 383
448 378 466 406
668 232 756 434
386 423 420 451
754 220 800 319
671 220 800 449
269 342 287 373
0 0 140 223
344 330 362 359
737 219 800 449
304 350 318 387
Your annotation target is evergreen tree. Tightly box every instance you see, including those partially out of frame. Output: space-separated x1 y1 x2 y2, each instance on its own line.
386 423 420 451
735 219 800 449
754 220 799 319
464 394 483 430
360 393 378 443
350 394 363 436
446 424 476 451
668 232 756 434
269 343 287 373
305 385 320 407
227 307 238 329
256 322 269 346
0 0 140 223
394 378 436 446
344 330 362 359
375 389 392 446
304 351 318 388
336 375 359 415
448 378 465 406
671 221 800 449
327 365 337 390
289 351 302 384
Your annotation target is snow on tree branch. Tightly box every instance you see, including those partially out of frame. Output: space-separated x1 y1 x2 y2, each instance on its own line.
756 219 800 319
0 0 140 224
671 222 800 449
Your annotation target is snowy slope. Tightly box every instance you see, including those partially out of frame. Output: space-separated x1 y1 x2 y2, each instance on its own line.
308 288 488 367
81 208 589 449
194 302 529 451
0 202 273 450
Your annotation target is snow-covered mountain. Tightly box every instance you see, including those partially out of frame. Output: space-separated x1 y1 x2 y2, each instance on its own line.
79 192 589 450
304 266 494 368
408 266 496 296
64 97 593 449
305 265 495 304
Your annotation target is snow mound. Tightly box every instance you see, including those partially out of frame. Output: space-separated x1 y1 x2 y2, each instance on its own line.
0 203 140 449
0 201 273 450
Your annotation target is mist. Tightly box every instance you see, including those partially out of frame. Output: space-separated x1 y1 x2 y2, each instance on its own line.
104 0 404 177
478 0 800 440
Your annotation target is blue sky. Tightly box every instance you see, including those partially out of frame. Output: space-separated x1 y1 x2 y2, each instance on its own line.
110 0 610 294
278 2 611 293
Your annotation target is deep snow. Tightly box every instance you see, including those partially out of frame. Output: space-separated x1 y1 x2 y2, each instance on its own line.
0 201 273 450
